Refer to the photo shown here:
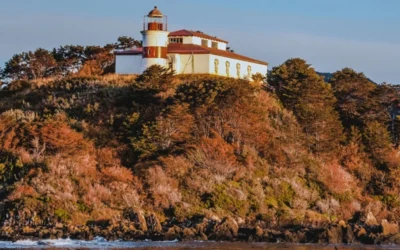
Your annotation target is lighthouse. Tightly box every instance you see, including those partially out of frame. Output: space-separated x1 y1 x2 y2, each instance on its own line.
140 6 169 72
115 6 268 77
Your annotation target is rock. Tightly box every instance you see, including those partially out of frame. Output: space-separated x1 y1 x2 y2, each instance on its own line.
255 226 263 238
165 226 180 241
198 232 208 241
146 213 162 233
296 230 307 243
356 227 375 245
194 219 208 235
236 217 245 226
124 208 148 232
365 212 378 227
284 230 298 243
210 215 221 223
38 229 50 238
344 225 355 244
357 227 367 237
237 227 256 241
182 227 196 241
338 220 346 228
381 219 399 236
214 217 238 241
265 229 284 243
388 233 400 245
327 224 343 244
21 226 36 236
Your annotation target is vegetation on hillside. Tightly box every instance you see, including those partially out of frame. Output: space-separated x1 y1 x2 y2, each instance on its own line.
1 45 400 241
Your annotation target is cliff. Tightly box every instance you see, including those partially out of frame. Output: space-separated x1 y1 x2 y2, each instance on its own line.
0 63 400 244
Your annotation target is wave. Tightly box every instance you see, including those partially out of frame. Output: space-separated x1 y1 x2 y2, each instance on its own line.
0 237 180 248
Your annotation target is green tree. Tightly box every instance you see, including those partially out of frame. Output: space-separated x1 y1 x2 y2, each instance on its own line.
329 68 377 128
0 67 4 85
136 65 174 90
363 121 392 168
52 45 85 75
115 36 142 50
251 73 265 83
28 48 57 79
269 58 344 154
2 53 30 80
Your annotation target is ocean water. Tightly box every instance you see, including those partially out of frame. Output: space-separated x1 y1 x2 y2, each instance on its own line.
0 237 398 249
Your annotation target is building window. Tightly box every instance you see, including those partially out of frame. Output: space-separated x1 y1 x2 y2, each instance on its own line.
201 39 209 47
212 41 218 49
247 65 252 78
169 38 183 44
214 59 219 74
236 63 241 78
226 61 230 77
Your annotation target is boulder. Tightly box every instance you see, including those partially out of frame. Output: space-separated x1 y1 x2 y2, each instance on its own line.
182 227 196 241
381 220 399 236
284 230 299 243
21 226 36 236
146 213 162 233
123 208 148 232
214 217 238 241
365 212 378 227
357 227 367 237
327 224 343 244
344 225 355 244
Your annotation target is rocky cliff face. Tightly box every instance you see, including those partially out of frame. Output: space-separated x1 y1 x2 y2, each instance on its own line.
0 69 400 244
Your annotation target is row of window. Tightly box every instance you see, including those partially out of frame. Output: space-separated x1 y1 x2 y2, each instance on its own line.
214 59 252 77
169 38 219 49
169 38 183 44
202 39 218 49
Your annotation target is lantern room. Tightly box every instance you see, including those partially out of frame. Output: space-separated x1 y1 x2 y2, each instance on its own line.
143 6 168 31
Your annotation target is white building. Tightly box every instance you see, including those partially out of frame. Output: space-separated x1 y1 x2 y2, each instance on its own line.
115 6 268 79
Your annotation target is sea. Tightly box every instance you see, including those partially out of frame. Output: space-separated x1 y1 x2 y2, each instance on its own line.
0 237 400 250
0 237 398 250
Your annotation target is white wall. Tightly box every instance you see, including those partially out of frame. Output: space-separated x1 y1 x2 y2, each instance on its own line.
171 36 227 50
175 54 210 74
116 55 142 74
192 37 202 46
217 42 227 50
141 30 169 47
141 58 169 73
209 54 268 79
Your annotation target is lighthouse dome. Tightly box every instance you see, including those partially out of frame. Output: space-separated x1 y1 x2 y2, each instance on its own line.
148 6 163 17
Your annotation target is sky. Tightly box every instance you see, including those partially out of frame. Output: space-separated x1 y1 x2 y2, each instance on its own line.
1 0 400 83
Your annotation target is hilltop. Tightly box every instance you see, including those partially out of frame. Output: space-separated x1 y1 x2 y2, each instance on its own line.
1 62 400 244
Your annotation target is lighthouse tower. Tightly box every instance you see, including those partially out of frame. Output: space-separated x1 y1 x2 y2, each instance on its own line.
140 6 169 72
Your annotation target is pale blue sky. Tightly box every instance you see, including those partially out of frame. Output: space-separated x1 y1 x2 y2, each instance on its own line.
1 0 399 83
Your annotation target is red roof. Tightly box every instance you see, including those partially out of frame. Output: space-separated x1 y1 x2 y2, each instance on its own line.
169 29 228 44
148 6 163 17
168 44 268 65
114 44 268 66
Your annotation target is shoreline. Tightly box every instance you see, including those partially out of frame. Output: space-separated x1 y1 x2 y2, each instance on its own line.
0 239 395 250
1 214 400 246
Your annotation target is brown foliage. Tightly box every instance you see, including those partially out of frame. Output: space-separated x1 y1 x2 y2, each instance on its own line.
317 160 357 195
189 133 238 180
8 185 39 200
145 165 181 209
101 166 134 183
33 120 91 156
